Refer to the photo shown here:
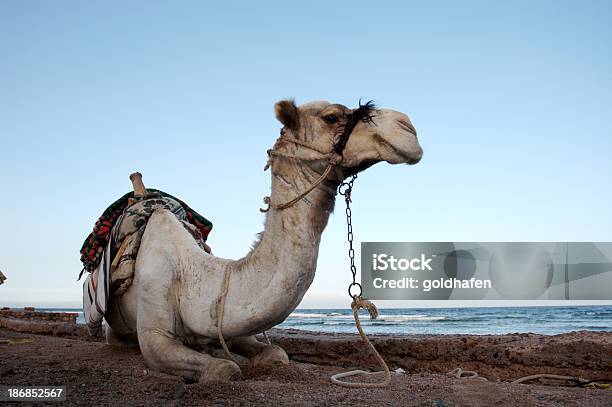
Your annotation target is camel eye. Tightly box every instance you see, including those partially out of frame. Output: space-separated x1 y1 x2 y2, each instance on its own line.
323 114 338 124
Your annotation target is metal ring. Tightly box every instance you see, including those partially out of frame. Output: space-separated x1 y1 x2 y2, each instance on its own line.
338 182 352 196
348 282 362 299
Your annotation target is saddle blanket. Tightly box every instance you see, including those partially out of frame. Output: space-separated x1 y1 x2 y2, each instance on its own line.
82 191 213 335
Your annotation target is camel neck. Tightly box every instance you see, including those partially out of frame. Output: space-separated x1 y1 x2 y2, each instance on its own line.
225 163 339 335
257 162 339 280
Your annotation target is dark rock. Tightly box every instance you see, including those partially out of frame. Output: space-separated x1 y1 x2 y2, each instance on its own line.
174 383 186 399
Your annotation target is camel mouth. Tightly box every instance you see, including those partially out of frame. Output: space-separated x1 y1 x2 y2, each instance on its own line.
345 160 378 176
399 147 423 165
343 148 420 177
374 132 423 166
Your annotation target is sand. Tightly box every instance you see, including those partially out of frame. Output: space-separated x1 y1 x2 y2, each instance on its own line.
1 327 610 406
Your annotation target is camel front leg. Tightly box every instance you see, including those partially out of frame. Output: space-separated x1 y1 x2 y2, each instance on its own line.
138 328 242 382
230 335 289 367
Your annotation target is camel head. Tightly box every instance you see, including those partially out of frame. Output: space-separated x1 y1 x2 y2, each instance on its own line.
273 100 422 178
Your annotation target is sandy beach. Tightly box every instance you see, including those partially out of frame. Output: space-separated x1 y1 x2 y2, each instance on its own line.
1 325 610 406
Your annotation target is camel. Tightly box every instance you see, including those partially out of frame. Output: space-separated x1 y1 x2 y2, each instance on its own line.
104 100 422 382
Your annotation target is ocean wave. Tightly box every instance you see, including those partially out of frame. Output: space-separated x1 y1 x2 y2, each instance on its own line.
287 315 447 325
310 320 435 327
318 321 400 326
288 313 444 322
378 315 446 322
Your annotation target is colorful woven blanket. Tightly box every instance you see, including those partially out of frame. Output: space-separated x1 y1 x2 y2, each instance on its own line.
80 189 212 274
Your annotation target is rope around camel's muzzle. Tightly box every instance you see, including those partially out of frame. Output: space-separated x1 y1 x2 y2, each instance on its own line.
330 297 391 388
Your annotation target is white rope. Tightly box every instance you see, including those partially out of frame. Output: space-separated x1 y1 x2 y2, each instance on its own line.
330 297 391 388
447 368 604 387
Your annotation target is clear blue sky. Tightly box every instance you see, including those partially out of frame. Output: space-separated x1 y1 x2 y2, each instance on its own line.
1 1 611 308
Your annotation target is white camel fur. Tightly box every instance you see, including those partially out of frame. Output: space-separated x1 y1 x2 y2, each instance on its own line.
104 100 423 382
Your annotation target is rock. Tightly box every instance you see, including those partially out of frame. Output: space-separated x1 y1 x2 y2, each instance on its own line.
174 383 186 399
0 368 15 377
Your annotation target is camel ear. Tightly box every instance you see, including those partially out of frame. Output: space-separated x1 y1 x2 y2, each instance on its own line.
274 100 299 129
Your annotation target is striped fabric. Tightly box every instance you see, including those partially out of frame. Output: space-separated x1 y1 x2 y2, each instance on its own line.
83 239 111 335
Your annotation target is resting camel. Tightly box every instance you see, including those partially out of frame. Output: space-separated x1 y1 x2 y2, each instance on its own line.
104 100 422 382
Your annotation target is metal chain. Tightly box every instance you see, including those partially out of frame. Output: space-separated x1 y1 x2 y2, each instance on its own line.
338 174 361 299
333 173 393 389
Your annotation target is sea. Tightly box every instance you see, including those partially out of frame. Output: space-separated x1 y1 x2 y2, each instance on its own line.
36 305 612 336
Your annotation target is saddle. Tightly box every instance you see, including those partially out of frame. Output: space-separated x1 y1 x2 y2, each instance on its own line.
81 173 213 334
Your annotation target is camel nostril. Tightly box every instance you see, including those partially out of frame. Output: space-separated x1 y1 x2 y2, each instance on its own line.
397 119 417 136
407 148 423 165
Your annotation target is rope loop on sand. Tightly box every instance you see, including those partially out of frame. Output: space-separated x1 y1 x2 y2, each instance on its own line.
448 368 611 388
511 373 589 385
330 296 391 388
448 367 488 381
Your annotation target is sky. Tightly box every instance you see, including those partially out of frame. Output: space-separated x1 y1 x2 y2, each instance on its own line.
1 1 611 309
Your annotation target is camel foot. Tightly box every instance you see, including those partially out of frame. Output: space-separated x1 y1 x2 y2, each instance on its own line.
198 359 243 382
249 344 289 367
229 335 290 367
